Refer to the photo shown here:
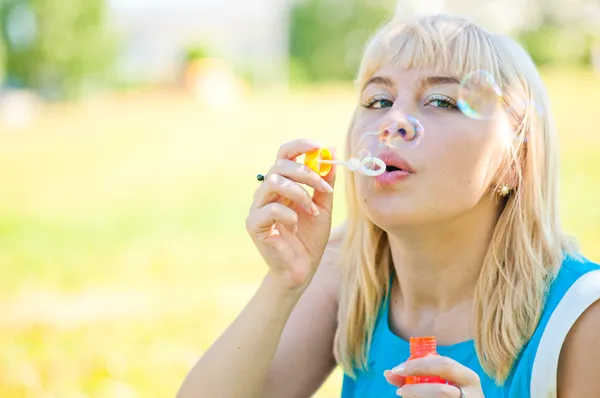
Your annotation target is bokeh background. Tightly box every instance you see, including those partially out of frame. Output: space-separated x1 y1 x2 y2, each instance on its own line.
1 0 599 397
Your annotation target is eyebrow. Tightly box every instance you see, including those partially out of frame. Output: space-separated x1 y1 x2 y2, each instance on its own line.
361 76 394 91
362 75 460 92
418 76 461 89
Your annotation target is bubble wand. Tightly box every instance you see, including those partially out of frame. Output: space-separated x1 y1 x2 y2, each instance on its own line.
304 148 386 177
301 117 428 179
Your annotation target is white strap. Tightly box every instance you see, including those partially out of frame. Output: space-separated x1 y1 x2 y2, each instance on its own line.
530 270 600 397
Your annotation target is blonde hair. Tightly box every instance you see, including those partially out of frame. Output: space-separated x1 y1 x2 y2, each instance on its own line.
334 14 579 383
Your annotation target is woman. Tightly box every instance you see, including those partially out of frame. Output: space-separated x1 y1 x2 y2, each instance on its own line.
178 14 600 398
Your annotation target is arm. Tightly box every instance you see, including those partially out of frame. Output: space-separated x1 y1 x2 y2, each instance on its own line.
261 228 342 397
177 227 343 398
557 298 600 397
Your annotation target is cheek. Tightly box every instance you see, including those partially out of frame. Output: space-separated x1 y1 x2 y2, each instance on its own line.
422 122 506 195
353 174 372 199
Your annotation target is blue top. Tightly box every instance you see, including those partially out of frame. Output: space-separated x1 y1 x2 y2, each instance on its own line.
341 255 600 397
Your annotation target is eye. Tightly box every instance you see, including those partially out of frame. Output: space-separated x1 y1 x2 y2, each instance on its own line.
425 94 458 110
362 96 394 109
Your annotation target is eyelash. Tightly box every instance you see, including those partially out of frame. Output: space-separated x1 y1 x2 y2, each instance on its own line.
425 94 459 110
361 95 392 109
361 94 459 110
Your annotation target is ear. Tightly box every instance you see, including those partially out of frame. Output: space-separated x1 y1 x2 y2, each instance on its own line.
503 164 519 190
491 152 518 191
490 156 519 198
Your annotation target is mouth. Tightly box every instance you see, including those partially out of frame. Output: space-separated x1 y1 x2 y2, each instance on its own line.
385 165 405 172
373 150 415 186
378 151 416 174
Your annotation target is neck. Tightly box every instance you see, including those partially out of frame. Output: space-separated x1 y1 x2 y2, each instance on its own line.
388 198 502 313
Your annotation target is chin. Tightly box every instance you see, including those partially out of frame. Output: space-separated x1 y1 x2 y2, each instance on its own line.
366 211 430 230
360 195 430 229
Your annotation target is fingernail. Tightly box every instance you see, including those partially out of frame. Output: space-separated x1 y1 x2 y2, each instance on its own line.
310 203 320 216
396 387 403 396
321 180 334 193
392 364 405 374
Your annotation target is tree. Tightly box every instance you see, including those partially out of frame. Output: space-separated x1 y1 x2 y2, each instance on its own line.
0 0 116 99
289 0 396 82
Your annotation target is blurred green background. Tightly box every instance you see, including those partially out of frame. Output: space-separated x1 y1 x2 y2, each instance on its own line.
1 0 599 397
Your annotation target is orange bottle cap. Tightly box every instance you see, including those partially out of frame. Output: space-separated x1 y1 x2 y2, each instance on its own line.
304 148 332 177
410 336 437 345
409 336 438 358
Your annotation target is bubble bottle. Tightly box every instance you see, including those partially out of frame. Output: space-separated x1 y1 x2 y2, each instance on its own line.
405 337 448 385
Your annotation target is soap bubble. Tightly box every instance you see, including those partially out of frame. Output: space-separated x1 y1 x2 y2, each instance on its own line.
354 148 385 175
458 70 503 120
358 149 372 159
351 132 379 160
350 116 425 161
380 116 424 148
346 134 386 176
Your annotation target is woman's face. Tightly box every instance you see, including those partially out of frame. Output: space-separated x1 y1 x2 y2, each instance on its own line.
352 66 514 228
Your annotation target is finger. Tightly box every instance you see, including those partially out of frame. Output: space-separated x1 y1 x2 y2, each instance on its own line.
392 357 479 387
397 383 461 398
252 173 319 216
311 147 337 210
246 203 298 238
276 139 322 161
384 370 406 388
268 159 334 193
260 223 305 263
278 221 308 256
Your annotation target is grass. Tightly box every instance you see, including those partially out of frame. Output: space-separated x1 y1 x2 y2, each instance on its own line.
0 69 599 397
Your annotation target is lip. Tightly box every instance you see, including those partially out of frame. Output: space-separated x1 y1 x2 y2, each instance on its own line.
377 150 416 173
374 150 415 186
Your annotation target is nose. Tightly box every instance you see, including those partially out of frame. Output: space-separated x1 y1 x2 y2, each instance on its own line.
352 114 424 157
378 115 423 145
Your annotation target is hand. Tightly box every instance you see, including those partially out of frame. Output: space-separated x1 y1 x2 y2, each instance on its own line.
245 139 337 291
384 356 485 397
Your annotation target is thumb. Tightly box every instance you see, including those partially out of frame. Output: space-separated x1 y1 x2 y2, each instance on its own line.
312 147 337 211
384 370 406 388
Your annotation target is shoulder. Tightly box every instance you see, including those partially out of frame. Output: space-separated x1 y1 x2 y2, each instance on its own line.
527 254 600 397
541 254 600 334
555 253 600 280
557 297 600 397
541 254 600 315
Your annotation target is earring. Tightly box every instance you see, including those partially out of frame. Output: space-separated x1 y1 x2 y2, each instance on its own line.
497 185 511 196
